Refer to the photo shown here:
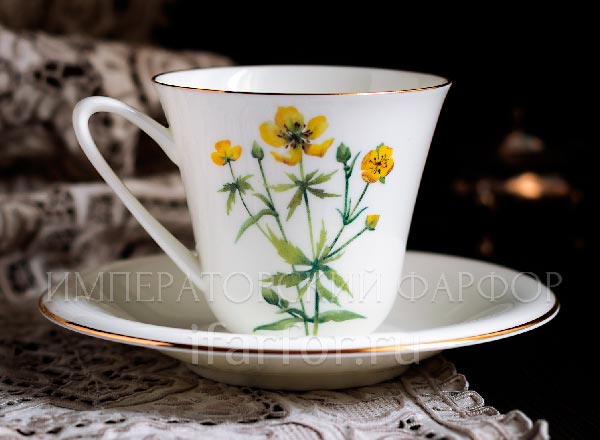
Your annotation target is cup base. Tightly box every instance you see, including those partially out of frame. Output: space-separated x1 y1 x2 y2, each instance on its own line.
184 361 411 390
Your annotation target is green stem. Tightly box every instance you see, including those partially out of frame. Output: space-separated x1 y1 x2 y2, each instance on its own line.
228 161 268 239
343 167 350 215
299 159 316 258
313 280 320 335
349 183 369 217
328 226 345 256
299 299 309 335
285 308 308 320
299 158 319 335
285 308 318 322
325 167 355 254
327 227 368 259
258 159 309 336
258 160 288 241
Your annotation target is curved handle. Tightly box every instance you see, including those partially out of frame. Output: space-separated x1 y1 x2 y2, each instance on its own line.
73 96 207 291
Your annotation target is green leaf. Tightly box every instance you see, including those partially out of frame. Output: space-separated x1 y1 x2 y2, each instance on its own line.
261 287 289 309
263 271 310 287
347 206 368 224
286 188 304 220
277 307 306 317
270 183 296 192
286 172 302 184
316 221 327 257
316 277 340 306
253 193 274 210
236 209 276 241
348 154 360 174
307 187 339 199
226 190 236 215
237 175 254 193
262 287 279 305
218 182 237 193
309 170 337 185
253 317 303 331
304 169 318 182
322 265 352 295
378 176 386 184
267 227 311 265
317 310 365 323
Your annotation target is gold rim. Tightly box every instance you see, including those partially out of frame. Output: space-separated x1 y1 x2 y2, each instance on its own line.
151 66 452 96
39 295 558 354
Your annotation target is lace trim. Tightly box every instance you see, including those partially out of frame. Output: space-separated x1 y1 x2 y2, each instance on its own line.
0 310 549 439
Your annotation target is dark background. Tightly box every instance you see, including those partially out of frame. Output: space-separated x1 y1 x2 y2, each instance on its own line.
155 7 598 438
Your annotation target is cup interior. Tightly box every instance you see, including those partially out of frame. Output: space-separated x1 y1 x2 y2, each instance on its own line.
153 65 449 94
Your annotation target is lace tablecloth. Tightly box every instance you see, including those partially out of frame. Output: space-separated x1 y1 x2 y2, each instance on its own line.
0 305 549 440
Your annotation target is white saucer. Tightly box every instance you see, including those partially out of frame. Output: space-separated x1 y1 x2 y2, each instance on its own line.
39 251 558 390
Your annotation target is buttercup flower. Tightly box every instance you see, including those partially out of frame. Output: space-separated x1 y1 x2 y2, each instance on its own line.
259 106 334 166
365 214 380 230
361 145 394 183
211 140 242 166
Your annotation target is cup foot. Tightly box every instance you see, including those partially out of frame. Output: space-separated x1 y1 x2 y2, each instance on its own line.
184 363 410 390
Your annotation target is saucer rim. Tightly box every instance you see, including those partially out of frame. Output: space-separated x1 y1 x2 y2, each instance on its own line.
38 251 560 354
39 296 558 354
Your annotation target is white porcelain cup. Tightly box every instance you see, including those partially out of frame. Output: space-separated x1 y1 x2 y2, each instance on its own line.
73 66 450 337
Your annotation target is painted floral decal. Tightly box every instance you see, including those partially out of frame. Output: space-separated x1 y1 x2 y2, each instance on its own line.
259 106 334 165
211 140 242 166
213 106 394 335
361 145 394 183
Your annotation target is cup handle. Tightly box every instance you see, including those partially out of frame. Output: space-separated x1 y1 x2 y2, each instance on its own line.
73 96 207 291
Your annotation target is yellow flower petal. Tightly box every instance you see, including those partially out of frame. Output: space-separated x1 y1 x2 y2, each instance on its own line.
304 138 334 158
211 151 226 166
274 106 304 130
361 170 379 183
306 115 328 140
214 140 231 153
360 150 378 171
271 147 302 166
378 145 393 159
381 157 394 177
260 121 286 147
230 145 242 161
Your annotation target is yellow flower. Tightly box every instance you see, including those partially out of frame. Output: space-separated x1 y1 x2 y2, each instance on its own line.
259 106 334 166
361 145 394 183
365 214 380 230
211 140 242 166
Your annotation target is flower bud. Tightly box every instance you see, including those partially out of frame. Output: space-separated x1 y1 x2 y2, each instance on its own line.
336 143 351 163
251 141 264 160
365 214 380 230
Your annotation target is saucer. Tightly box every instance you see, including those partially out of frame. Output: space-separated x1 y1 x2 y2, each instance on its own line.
39 252 558 390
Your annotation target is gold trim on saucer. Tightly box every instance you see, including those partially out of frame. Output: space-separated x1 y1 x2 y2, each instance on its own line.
38 295 559 355
151 66 452 96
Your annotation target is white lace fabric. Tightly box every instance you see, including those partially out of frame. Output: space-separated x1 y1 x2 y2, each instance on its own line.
0 305 549 440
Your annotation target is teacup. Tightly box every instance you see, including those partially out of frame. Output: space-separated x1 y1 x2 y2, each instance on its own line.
73 66 450 336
